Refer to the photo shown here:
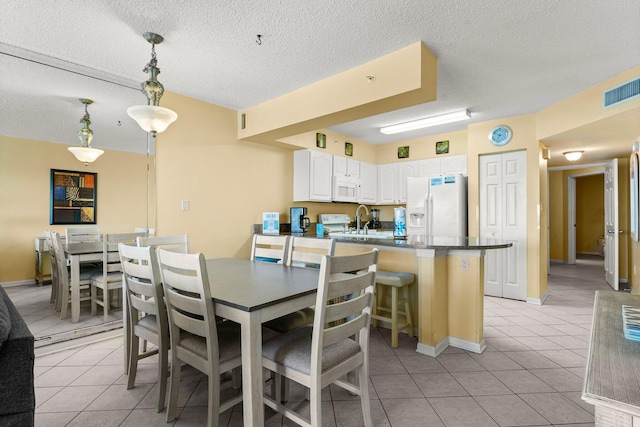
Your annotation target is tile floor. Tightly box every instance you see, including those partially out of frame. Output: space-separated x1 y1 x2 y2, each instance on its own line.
16 255 615 426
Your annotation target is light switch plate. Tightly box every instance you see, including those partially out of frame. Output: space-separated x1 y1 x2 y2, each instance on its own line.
181 200 189 211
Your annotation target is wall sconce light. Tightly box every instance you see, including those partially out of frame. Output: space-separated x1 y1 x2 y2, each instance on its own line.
68 98 104 165
127 32 178 135
380 109 471 135
563 150 584 161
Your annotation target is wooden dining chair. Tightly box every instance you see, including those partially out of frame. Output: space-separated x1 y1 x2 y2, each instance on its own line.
65 225 101 243
44 231 59 305
263 236 336 334
51 231 97 320
90 232 146 321
119 243 169 412
250 234 290 264
156 249 243 426
262 248 378 427
137 234 189 253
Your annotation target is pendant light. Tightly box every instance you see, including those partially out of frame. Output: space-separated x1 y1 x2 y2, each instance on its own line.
127 32 178 135
68 98 104 165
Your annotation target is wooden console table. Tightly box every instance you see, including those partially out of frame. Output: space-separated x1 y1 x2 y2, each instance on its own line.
583 291 640 426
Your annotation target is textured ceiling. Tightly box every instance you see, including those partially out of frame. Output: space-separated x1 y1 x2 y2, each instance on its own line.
1 0 639 166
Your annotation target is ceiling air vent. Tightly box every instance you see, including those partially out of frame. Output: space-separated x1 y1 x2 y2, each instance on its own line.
603 77 640 109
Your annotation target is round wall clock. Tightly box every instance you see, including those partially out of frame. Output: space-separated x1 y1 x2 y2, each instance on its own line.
489 125 513 146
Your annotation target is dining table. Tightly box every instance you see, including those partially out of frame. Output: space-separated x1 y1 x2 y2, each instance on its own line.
205 257 320 427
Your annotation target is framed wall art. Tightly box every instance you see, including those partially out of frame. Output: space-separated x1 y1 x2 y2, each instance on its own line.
398 146 410 159
436 140 449 155
316 133 326 148
345 142 353 156
50 169 97 225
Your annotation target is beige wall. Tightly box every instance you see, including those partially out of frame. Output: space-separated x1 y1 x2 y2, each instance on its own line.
548 170 566 261
0 136 148 283
576 175 604 254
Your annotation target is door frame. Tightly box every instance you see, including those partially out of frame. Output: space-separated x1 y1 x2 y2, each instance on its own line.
549 162 607 265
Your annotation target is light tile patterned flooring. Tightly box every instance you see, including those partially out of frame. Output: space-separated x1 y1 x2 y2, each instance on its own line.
15 256 615 426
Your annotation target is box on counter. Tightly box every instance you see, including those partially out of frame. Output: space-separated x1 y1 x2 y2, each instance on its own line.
262 212 280 235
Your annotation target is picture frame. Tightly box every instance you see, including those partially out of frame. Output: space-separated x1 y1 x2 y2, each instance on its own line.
436 140 449 155
345 142 353 157
316 133 326 149
397 146 410 159
50 169 97 225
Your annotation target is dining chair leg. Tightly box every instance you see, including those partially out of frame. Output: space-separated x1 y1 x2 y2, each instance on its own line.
103 287 110 321
359 364 373 427
310 385 322 426
208 369 220 427
126 334 139 390
391 286 399 348
91 286 97 316
157 339 169 412
166 360 181 423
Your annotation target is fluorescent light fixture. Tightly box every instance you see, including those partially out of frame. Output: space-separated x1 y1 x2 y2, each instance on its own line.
563 150 584 161
380 109 471 135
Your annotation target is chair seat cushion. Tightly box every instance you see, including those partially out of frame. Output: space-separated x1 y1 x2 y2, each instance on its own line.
91 272 122 286
264 307 314 333
262 326 360 375
137 314 158 334
358 270 414 287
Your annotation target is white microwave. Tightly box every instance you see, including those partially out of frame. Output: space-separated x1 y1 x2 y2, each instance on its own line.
333 177 358 202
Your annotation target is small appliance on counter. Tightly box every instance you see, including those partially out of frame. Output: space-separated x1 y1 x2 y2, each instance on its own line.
290 207 310 234
318 214 351 234
393 207 407 239
370 208 382 229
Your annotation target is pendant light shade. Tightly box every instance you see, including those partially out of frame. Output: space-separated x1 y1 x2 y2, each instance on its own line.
127 105 177 133
68 98 104 165
128 32 178 134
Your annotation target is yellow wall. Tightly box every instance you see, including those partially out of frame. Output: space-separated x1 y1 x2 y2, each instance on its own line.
0 136 148 283
576 175 604 254
548 170 566 261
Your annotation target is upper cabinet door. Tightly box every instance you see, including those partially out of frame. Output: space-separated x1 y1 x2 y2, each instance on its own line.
396 161 417 203
293 149 333 202
441 154 468 175
377 163 397 204
358 161 377 204
416 158 441 178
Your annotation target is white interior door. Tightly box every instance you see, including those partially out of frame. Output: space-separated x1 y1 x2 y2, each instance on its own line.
480 151 528 300
604 158 619 290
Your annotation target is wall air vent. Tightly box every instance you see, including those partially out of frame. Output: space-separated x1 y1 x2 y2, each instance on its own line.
603 77 640 109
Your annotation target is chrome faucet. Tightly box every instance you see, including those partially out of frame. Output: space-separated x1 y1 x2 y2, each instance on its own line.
355 204 370 235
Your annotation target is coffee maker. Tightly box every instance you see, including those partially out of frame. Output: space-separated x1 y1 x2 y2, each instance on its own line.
290 207 310 233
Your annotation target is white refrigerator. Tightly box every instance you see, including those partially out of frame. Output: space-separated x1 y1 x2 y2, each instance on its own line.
406 174 467 239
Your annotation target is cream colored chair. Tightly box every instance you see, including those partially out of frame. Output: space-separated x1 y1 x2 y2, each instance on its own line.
136 234 189 254
119 243 169 412
90 232 146 321
44 231 59 305
262 249 378 427
157 249 243 426
263 236 335 334
51 231 96 320
65 225 101 243
250 234 290 264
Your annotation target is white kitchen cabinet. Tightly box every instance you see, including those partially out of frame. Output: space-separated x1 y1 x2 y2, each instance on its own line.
333 156 360 181
377 163 397 204
441 154 467 175
377 161 417 204
416 154 467 178
358 161 377 204
293 149 333 202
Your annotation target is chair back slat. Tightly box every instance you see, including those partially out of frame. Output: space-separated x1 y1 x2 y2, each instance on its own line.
323 313 368 347
66 225 101 243
138 235 189 254
324 293 370 325
251 234 290 264
119 243 167 320
286 236 335 268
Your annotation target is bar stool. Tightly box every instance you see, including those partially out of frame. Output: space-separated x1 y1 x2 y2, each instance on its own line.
371 271 415 348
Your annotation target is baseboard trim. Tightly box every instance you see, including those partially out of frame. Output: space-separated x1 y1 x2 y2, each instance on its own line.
416 338 449 357
35 328 123 357
449 337 486 354
0 279 37 288
527 290 549 305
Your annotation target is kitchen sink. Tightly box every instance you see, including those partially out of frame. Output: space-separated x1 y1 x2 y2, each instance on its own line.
328 230 395 239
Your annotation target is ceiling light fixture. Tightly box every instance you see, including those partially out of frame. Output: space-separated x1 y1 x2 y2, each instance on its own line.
68 98 104 165
380 109 471 135
127 32 178 135
563 150 584 161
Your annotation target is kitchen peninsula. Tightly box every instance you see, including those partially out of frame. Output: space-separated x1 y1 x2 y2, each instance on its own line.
326 234 511 357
